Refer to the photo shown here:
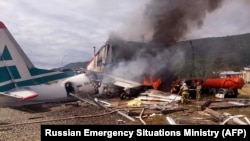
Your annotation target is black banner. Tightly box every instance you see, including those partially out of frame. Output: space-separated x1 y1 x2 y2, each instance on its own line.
41 125 250 140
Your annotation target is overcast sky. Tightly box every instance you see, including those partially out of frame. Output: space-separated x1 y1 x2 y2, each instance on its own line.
1 0 250 69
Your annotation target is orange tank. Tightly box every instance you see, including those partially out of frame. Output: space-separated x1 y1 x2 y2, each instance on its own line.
203 76 245 89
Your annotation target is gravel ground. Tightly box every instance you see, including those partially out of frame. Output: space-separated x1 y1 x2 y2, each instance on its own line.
1 96 250 141
0 101 141 141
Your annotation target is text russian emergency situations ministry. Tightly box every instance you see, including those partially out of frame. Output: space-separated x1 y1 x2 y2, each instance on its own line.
42 126 248 139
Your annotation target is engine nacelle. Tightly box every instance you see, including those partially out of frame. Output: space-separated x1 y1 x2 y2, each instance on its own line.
63 73 101 97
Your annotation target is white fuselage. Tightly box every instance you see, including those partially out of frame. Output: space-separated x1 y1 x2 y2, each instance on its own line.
0 73 98 107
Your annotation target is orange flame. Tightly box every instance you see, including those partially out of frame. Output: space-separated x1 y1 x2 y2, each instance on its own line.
143 75 162 89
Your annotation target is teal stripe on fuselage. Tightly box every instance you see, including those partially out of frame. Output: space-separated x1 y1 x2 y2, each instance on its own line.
0 70 76 91
29 67 55 76
0 83 16 91
20 70 75 86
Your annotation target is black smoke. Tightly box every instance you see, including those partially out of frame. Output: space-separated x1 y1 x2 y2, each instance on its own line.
145 0 223 45
106 0 224 91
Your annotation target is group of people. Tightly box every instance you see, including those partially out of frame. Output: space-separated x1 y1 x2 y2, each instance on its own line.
179 81 202 104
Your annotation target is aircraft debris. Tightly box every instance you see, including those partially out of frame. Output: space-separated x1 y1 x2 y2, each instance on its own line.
244 117 250 124
201 100 250 125
70 92 136 122
166 116 177 125
203 108 249 125
69 93 99 107
138 108 146 125
127 108 161 117
140 89 181 101
161 107 185 115
219 113 249 125
116 119 126 125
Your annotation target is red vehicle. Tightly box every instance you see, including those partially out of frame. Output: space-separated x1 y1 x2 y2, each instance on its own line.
202 76 245 98
173 76 245 98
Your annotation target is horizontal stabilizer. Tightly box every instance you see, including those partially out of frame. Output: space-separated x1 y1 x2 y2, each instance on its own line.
0 88 38 101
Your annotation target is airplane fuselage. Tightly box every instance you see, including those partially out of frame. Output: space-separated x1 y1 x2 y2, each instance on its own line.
0 72 100 107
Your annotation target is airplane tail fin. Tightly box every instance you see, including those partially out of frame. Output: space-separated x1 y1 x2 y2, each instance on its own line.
0 21 75 91
0 22 34 68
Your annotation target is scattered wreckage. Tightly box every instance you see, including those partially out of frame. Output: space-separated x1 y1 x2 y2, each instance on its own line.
80 39 249 125
69 86 250 125
65 72 250 125
1 87 250 127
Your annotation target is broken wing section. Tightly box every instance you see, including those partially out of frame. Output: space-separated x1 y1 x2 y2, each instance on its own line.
0 88 38 101
100 74 153 99
108 74 143 88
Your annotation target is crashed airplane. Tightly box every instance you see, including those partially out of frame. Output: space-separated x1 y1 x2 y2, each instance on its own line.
86 38 182 102
0 21 101 107
85 38 250 125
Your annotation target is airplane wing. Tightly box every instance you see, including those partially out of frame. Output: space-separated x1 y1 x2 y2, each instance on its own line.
100 73 153 99
0 88 38 101
103 74 144 88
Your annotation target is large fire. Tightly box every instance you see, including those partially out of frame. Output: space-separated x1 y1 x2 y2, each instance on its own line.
143 74 162 90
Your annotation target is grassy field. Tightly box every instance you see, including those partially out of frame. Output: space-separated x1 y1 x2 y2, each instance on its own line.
238 84 250 98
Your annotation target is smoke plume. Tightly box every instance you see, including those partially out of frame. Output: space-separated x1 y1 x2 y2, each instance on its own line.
106 0 224 91
145 0 223 45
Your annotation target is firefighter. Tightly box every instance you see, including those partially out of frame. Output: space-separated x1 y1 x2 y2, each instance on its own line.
196 81 202 101
180 82 189 104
